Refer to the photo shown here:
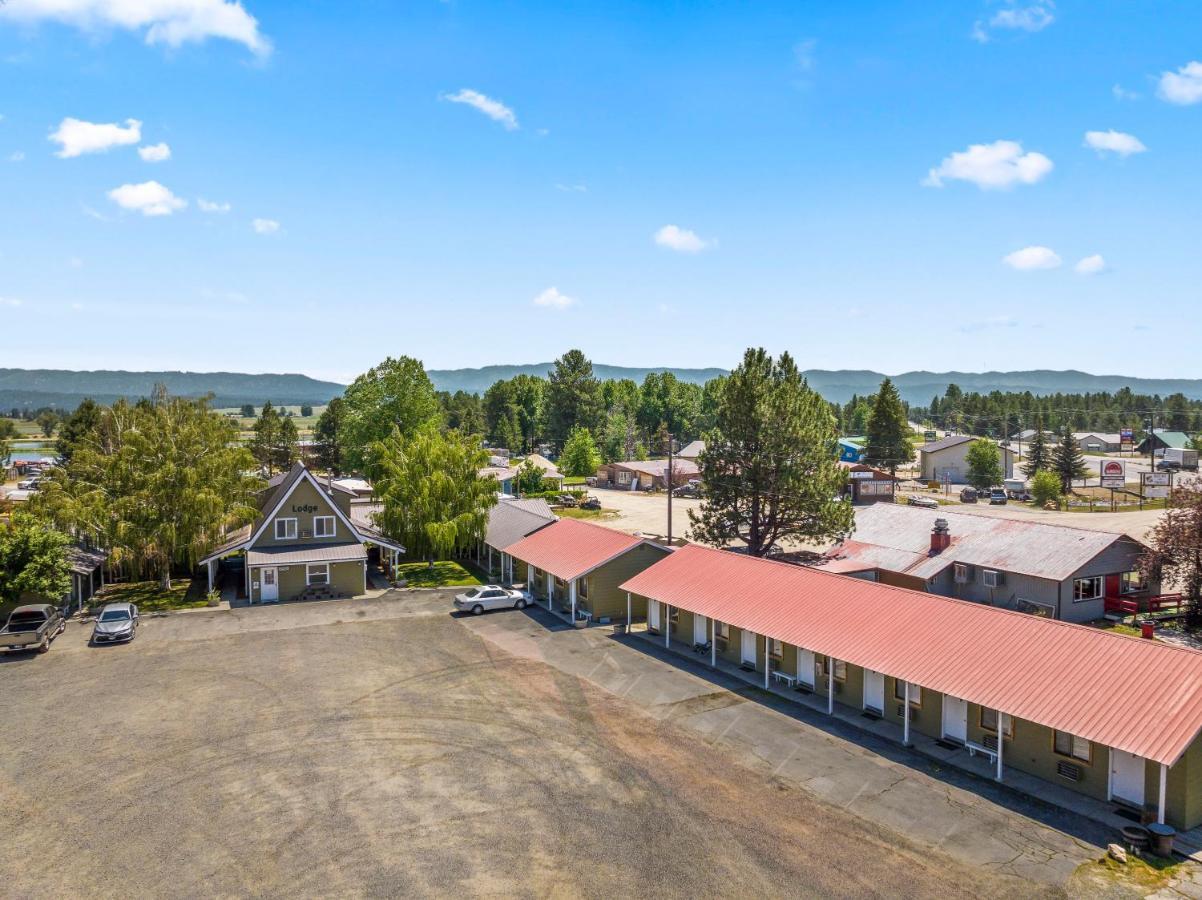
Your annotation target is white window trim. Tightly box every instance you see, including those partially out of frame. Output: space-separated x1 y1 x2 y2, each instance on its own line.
1073 575 1103 603
313 516 336 539
306 563 330 586
275 518 298 541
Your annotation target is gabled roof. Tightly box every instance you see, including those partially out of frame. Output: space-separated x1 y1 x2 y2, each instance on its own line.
919 435 1012 455
246 543 367 566
608 458 700 477
1073 432 1122 444
822 504 1137 582
621 542 1202 766
678 440 706 458
505 517 660 581
485 498 556 551
1149 431 1193 450
523 453 563 477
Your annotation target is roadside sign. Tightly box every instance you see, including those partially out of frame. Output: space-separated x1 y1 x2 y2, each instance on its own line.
1144 486 1171 500
849 470 874 480
1100 459 1126 489
1121 428 1134 443
1144 472 1171 486
924 431 937 442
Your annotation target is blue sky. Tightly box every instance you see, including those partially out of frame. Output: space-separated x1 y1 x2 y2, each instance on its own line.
1 0 1200 383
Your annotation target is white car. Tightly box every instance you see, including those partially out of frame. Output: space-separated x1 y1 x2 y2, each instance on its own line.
453 585 528 615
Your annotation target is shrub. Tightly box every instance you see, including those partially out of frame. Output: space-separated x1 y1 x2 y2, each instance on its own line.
1030 470 1061 508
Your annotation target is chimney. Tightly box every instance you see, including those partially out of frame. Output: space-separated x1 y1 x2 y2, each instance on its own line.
930 518 951 553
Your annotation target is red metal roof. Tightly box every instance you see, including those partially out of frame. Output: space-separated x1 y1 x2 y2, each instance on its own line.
505 518 650 581
621 543 1202 766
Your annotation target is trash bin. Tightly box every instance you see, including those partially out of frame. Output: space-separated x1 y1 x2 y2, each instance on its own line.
1141 620 1156 640
1147 822 1176 858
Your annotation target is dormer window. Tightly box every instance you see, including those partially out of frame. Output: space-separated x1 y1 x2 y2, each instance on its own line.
275 518 298 540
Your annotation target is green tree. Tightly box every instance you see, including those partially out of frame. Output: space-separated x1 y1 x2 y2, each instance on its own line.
339 356 441 472
546 349 600 446
37 395 262 589
277 415 300 471
300 404 314 418
559 425 602 477
55 399 101 462
249 401 282 474
862 378 914 488
370 425 496 565
0 512 72 606
1030 470 1061 508
689 349 853 556
0 418 18 467
1021 417 1052 477
313 397 345 475
1052 426 1089 493
36 409 59 439
240 404 255 418
965 438 1003 490
514 458 545 494
1141 485 1202 628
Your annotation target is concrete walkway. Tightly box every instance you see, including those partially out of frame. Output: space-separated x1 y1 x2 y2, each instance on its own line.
464 607 1202 891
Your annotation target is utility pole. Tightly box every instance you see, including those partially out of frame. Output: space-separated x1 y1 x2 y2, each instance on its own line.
666 432 674 546
1147 413 1156 475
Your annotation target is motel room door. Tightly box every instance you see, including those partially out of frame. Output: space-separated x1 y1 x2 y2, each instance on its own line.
693 614 709 645
796 648 815 688
740 630 757 666
648 600 660 632
1111 749 1145 808
260 567 279 603
863 670 884 714
942 696 968 744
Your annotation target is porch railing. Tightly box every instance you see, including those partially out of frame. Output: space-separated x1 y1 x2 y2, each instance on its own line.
1104 594 1185 617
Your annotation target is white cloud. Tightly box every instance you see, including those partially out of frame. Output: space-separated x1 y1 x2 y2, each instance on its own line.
442 89 518 130
1084 129 1146 157
0 296 22 307
251 217 279 234
554 183 588 193
532 287 575 310
972 3 1054 42
1003 245 1061 271
138 141 171 162
924 140 1053 190
107 180 186 216
1074 254 1106 275
1112 84 1140 102
49 117 141 157
653 224 714 253
8 151 24 162
0 0 270 56
197 197 231 213
1158 61 1202 106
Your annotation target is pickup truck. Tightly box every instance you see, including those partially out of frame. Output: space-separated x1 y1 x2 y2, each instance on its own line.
0 604 67 653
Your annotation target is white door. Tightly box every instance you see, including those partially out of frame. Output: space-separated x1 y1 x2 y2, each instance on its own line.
740 630 757 666
1111 749 1145 807
863 670 884 713
260 567 279 602
796 648 815 687
648 600 660 631
942 695 968 743
694 614 709 645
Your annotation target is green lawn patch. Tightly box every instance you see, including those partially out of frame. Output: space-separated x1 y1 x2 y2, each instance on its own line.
395 560 485 588
562 475 588 486
92 579 211 613
556 507 619 521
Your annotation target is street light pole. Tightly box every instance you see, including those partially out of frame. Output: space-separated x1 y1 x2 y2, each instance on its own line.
666 431 674 546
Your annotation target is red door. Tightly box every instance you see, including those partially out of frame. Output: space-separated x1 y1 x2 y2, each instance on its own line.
1105 574 1121 599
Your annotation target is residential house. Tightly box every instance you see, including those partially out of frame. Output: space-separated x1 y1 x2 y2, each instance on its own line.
1139 431 1194 454
479 463 519 495
817 504 1155 623
505 517 669 623
838 461 896 504
595 458 700 491
917 435 1015 483
521 453 565 489
622 542 1202 830
199 462 405 603
677 440 706 461
1073 432 1123 454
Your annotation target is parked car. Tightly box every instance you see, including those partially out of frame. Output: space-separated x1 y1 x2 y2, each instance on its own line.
579 496 602 510
453 585 528 615
0 604 67 653
555 493 579 508
989 488 1008 505
1158 460 1182 472
907 495 939 509
91 602 139 644
959 487 978 503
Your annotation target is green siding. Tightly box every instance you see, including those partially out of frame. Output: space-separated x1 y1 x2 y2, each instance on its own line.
250 559 364 603
579 543 670 622
883 677 943 740
252 478 350 551
1166 736 1202 829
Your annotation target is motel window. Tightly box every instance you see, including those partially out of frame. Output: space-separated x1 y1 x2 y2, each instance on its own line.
1073 576 1104 602
716 622 729 640
980 707 1014 738
1053 730 1091 763
1121 571 1145 595
578 577 588 599
893 680 922 706
769 638 783 658
274 518 297 541
821 657 847 682
306 564 330 586
313 516 336 539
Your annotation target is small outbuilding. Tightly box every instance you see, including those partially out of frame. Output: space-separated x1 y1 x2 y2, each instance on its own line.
917 435 1015 483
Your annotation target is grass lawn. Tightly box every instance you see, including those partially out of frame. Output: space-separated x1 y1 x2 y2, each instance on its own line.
562 475 588 486
395 560 486 588
556 507 619 521
92 579 212 613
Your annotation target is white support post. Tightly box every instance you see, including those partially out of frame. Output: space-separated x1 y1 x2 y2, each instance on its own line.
1159 762 1168 825
488 546 494 579
902 682 912 747
569 579 577 621
207 560 214 594
827 659 835 715
626 592 632 630
995 713 1006 782
546 571 553 610
664 605 671 648
763 637 770 689
711 619 717 668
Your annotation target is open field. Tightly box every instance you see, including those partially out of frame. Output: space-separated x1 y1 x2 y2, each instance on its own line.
0 594 1087 898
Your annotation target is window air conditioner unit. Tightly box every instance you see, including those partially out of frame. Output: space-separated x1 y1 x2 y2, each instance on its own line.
982 569 1004 589
301 530 312 539
983 733 999 752
1056 761 1082 782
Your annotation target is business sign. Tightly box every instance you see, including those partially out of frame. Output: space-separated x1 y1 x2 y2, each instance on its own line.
1120 428 1134 443
924 431 937 442
1100 459 1126 488
849 470 874 480
1143 470 1172 499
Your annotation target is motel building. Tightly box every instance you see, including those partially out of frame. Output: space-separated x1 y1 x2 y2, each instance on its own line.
503 518 670 625
620 543 1202 832
200 463 405 604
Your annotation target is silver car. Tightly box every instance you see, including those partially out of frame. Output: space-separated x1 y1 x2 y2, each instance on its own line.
91 602 139 644
453 585 527 615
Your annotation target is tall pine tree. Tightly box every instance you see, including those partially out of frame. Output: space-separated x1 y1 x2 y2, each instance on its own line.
1021 416 1051 477
862 378 914 491
1052 426 1089 493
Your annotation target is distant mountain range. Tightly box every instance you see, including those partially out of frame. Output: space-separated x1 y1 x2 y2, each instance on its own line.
3 366 1201 412
0 369 345 412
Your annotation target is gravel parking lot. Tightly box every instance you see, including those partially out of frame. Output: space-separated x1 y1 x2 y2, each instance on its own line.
0 593 1039 898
